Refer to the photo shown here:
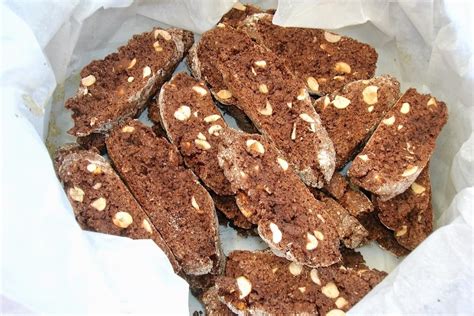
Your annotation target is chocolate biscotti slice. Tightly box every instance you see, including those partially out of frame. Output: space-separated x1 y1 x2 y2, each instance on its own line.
106 120 222 280
66 27 193 142
314 76 401 168
219 2 273 27
349 89 448 200
216 250 386 316
375 166 433 250
238 13 378 96
202 286 234 316
211 193 253 229
56 148 180 271
217 129 341 267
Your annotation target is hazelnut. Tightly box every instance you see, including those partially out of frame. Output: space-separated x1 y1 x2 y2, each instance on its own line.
254 60 267 68
251 67 257 76
306 76 319 92
122 125 135 133
81 75 96 87
333 75 345 81
236 276 252 299
317 214 325 223
411 182 426 194
87 163 98 173
396 225 408 237
277 158 289 171
323 96 331 108
154 29 171 41
204 114 221 123
296 88 308 100
191 196 200 211
143 66 152 78
272 267 279 273
233 1 246 10
362 85 379 105
321 282 340 298
289 262 303 276
310 269 321 285
174 105 191 121
258 84 268 94
216 89 232 100
291 123 297 141
314 230 324 240
217 23 226 28
400 102 410 114
367 105 374 112
192 85 208 96
298 287 306 293
69 186 85 202
90 197 107 211
112 211 133 228
397 124 404 130
197 132 206 141
402 165 418 177
335 297 349 309
142 219 153 234
246 139 265 155
334 62 351 74
127 76 134 83
208 125 223 136
332 96 351 109
153 41 163 52
427 97 437 106
127 58 137 69
269 222 282 243
258 101 273 116
92 183 102 190
326 309 346 316
195 139 211 150
306 232 318 250
382 116 395 126
324 31 341 43
358 154 369 161
299 113 315 124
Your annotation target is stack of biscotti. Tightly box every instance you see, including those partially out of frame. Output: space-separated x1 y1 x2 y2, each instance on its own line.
105 120 223 290
188 25 336 188
215 250 386 315
237 13 378 96
65 27 193 150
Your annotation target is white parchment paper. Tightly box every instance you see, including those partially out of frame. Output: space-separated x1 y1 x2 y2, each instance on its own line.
1 0 473 314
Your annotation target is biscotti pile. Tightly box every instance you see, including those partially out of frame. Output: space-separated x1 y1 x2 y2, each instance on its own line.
54 2 448 315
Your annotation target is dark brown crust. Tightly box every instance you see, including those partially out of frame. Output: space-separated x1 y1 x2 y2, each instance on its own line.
238 13 378 96
375 166 433 250
66 28 193 137
76 133 107 153
56 149 180 272
106 120 222 281
314 76 401 169
217 129 341 267
349 88 448 200
216 250 386 315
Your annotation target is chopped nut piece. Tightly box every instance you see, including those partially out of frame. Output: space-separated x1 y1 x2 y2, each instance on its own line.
333 75 345 81
402 165 418 177
87 163 97 173
195 139 211 150
154 29 171 41
127 58 137 69
192 85 208 96
313 230 324 240
332 95 351 109
396 225 408 237
287 102 293 109
326 309 346 316
277 158 289 171
254 60 267 68
362 85 379 105
272 267 279 273
310 269 321 285
142 219 153 234
299 113 315 123
112 211 133 228
296 88 308 100
191 196 200 210
382 115 395 126
298 287 306 293
400 102 410 114
334 62 351 74
236 276 252 300
259 84 269 94
358 154 369 161
306 232 318 250
197 132 207 140
217 23 226 28
321 282 340 298
143 66 152 78
69 186 85 202
335 297 349 309
216 89 232 99
92 183 102 190
127 76 134 83
289 262 303 276
233 1 246 10
204 114 221 123
367 105 374 112
258 101 273 116
81 75 96 87
427 97 437 106
398 124 404 130
324 31 342 43
174 105 191 121
153 41 163 52
306 76 319 92
246 139 265 155
122 125 135 133
323 96 331 108
291 123 297 140
208 125 223 136
411 182 426 194
90 197 107 211
269 222 282 243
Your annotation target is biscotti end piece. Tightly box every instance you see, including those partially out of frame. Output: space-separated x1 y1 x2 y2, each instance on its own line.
106 120 222 280
375 166 433 250
56 148 180 272
315 75 401 169
349 89 448 200
216 250 386 316
238 13 378 95
66 27 193 138
217 129 341 267
202 286 234 316
154 72 234 196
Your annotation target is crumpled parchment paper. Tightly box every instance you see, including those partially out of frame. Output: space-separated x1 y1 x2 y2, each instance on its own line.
1 0 472 314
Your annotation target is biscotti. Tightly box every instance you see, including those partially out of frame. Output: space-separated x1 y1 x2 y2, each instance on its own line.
217 128 341 267
349 89 448 200
56 148 180 272
314 76 401 168
211 193 253 229
66 27 193 142
238 13 378 96
375 166 433 250
106 120 222 282
219 2 272 27
216 250 386 315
